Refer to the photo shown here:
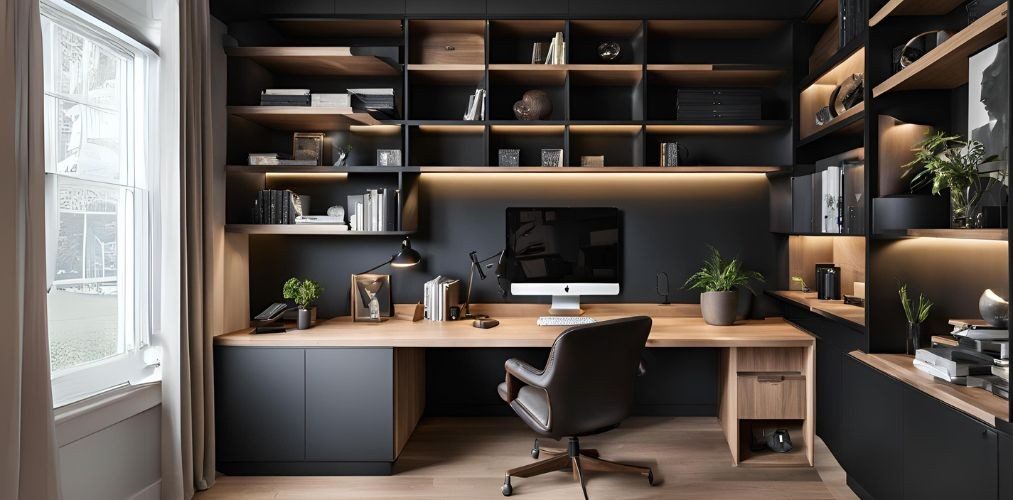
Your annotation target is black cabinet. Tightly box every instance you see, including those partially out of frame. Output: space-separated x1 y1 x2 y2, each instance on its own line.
406 0 486 15
841 356 904 500
215 347 306 462
815 335 842 450
1001 432 1013 500
306 349 394 461
487 0 567 15
903 386 998 499
257 0 333 15
334 0 405 14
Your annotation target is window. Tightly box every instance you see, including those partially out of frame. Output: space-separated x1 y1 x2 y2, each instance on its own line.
42 1 159 406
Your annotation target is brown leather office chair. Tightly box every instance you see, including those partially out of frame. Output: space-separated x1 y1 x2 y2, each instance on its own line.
496 316 655 498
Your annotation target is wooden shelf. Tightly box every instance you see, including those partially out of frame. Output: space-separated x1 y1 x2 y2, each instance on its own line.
805 0 838 24
647 64 785 86
487 64 567 85
225 225 412 236
768 290 866 328
646 121 790 134
869 0 969 27
407 64 485 85
905 228 1009 241
850 351 1009 426
228 106 381 130
410 166 786 174
225 165 406 174
798 101 864 144
873 3 1008 97
225 47 400 76
648 19 785 38
738 421 809 467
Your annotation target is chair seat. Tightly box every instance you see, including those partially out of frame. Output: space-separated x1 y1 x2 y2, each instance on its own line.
497 382 549 428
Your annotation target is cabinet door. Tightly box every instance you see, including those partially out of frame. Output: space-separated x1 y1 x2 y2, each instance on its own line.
903 386 998 499
487 0 567 15
215 347 306 462
305 348 394 461
256 0 333 15
1000 432 1013 500
841 356 904 500
335 0 404 14
815 335 843 452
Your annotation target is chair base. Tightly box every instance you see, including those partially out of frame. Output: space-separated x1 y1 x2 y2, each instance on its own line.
503 437 653 499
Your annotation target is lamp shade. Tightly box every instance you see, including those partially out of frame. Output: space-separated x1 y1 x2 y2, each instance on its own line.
391 238 422 268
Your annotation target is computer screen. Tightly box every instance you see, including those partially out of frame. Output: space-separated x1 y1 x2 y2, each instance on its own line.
504 207 621 285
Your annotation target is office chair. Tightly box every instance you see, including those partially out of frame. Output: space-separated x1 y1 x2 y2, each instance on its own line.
496 316 655 498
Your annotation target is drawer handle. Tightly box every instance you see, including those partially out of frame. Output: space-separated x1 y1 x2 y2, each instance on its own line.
757 375 785 383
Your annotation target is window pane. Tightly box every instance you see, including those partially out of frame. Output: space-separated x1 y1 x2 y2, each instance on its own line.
48 97 124 181
48 177 123 372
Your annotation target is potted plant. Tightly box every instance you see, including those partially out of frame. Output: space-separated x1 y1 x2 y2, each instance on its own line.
902 131 1003 228
283 277 323 330
899 284 933 355
684 247 765 326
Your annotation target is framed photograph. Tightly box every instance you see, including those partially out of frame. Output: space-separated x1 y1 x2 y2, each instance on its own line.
968 38 1008 174
541 148 563 167
376 149 402 167
351 273 393 322
580 155 604 167
292 132 324 166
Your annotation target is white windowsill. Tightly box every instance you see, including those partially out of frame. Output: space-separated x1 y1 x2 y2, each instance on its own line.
54 382 161 447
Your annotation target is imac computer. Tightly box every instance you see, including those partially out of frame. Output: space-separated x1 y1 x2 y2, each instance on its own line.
505 207 620 315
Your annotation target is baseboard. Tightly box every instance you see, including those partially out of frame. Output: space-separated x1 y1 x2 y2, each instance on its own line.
129 479 161 500
846 475 874 500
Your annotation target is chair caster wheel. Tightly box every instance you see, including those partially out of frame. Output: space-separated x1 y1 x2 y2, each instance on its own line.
531 439 539 459
647 470 655 486
502 477 513 496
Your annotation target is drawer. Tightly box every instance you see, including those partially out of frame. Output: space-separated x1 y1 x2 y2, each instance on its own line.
738 374 806 419
737 347 805 373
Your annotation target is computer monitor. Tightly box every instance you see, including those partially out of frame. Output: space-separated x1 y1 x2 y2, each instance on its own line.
505 207 620 314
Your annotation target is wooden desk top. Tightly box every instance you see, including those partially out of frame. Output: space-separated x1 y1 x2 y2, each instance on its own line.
215 303 815 349
768 290 866 328
849 351 1009 426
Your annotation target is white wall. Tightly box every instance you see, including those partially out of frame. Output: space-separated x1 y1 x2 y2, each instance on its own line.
59 405 161 500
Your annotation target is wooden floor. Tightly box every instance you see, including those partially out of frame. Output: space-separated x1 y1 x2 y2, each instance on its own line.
198 417 857 500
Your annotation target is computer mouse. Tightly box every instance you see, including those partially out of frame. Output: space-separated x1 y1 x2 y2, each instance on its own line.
473 318 499 329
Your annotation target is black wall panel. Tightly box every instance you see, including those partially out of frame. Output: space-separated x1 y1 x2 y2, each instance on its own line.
406 0 486 15
249 175 780 318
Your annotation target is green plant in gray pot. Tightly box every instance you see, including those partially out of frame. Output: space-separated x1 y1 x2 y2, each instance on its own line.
283 277 323 330
899 284 933 355
684 247 764 326
902 131 1003 228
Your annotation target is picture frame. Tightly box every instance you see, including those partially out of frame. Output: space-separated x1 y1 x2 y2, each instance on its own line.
541 148 563 167
376 149 402 167
292 132 324 166
351 273 393 322
968 38 1008 174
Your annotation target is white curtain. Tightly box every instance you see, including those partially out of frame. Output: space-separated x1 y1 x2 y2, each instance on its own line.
0 0 62 498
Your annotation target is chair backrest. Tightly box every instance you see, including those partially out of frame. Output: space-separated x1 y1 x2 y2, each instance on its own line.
541 316 652 436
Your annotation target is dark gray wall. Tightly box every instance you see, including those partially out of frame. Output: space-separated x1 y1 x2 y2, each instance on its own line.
249 173 781 317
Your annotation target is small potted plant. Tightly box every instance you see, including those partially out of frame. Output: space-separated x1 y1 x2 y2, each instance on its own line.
283 277 323 330
899 284 933 355
902 131 1002 228
684 246 765 326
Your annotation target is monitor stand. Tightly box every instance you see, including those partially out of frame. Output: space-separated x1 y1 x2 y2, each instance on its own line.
548 295 584 316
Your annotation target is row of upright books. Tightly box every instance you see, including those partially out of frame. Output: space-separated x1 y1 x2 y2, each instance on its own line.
347 188 400 232
423 276 460 322
252 190 306 224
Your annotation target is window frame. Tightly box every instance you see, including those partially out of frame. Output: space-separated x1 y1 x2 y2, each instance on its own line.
41 0 160 408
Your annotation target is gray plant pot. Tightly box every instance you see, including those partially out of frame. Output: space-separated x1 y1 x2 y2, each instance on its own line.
701 291 738 326
297 307 317 330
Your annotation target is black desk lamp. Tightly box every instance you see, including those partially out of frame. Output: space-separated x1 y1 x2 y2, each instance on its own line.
358 237 422 274
463 249 507 319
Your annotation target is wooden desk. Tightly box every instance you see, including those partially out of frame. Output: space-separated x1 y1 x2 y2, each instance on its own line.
213 304 815 474
768 290 866 328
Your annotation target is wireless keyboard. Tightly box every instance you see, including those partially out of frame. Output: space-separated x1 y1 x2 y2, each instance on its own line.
536 316 598 327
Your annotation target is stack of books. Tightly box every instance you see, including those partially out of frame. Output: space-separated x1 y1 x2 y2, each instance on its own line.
349 88 396 118
311 93 351 107
294 215 348 230
676 89 761 121
916 319 1010 399
346 188 399 232
247 153 317 166
260 89 311 106
252 190 306 224
423 276 460 321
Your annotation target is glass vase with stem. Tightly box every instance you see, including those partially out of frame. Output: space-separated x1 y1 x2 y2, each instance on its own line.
907 322 922 355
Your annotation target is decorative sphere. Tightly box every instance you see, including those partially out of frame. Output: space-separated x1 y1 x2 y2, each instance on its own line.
597 41 622 62
979 289 1009 328
327 205 345 219
513 90 552 121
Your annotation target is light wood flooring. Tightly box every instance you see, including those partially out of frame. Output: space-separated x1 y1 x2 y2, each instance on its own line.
198 417 858 500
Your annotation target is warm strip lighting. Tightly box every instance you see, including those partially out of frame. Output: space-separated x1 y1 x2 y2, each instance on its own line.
349 124 402 135
264 172 349 179
420 172 769 182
